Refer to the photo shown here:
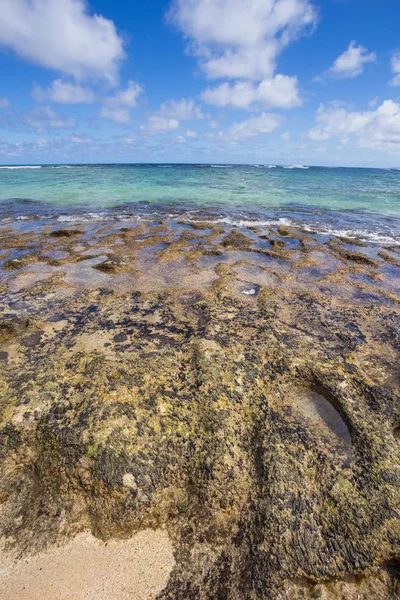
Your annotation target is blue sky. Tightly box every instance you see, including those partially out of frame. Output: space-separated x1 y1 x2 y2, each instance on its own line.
0 0 400 167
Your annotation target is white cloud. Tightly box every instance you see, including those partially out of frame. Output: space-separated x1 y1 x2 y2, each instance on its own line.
326 41 376 79
32 79 95 104
100 81 143 124
176 135 187 143
158 98 205 120
168 0 317 81
70 133 92 144
390 51 400 86
141 116 180 135
308 100 400 152
186 129 197 138
0 0 125 84
26 106 76 132
281 131 291 141
224 112 282 140
0 98 11 109
202 74 301 109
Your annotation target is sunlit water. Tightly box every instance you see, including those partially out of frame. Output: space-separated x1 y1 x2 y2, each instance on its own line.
1 164 399 243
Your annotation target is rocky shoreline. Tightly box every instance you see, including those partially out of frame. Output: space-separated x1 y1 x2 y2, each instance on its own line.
0 217 399 599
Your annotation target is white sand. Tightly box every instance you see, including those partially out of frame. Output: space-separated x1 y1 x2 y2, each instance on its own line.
0 529 174 600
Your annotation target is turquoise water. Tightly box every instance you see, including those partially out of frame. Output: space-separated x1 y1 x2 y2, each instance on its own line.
1 164 399 243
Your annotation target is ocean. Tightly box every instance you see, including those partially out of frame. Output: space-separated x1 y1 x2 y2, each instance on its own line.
1 163 399 244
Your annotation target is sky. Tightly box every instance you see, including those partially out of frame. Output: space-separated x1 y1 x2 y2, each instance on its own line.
0 0 400 167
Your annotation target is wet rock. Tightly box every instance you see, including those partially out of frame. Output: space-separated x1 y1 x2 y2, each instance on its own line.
93 257 127 274
221 231 253 250
20 332 42 348
2 258 24 271
49 228 82 238
0 318 30 343
330 244 377 266
271 239 287 249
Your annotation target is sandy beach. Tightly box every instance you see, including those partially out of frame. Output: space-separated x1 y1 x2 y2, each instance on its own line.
1 529 174 600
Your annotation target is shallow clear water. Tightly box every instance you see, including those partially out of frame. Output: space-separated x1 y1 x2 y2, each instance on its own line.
1 164 399 243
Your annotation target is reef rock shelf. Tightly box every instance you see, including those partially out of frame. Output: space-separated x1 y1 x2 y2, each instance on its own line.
0 217 399 599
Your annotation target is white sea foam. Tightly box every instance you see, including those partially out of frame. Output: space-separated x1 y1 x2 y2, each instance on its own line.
210 165 233 168
0 165 81 169
283 165 309 170
301 224 399 245
0 165 42 169
57 212 144 223
188 216 293 228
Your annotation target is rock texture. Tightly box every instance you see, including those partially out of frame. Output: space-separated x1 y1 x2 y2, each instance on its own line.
0 218 399 599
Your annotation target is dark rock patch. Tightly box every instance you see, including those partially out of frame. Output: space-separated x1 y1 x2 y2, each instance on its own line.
50 229 82 238
221 231 253 250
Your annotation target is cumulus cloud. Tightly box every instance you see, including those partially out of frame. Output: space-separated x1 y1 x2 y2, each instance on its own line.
140 98 204 137
140 116 180 135
168 0 317 81
390 51 400 86
308 100 400 152
201 74 301 109
0 0 125 84
100 81 143 124
32 80 95 104
218 112 282 141
158 98 205 120
323 41 376 79
26 106 76 132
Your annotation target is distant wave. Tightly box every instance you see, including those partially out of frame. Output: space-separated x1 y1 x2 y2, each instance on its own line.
0 165 91 170
0 165 42 169
210 165 233 168
283 165 309 170
47 165 90 169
